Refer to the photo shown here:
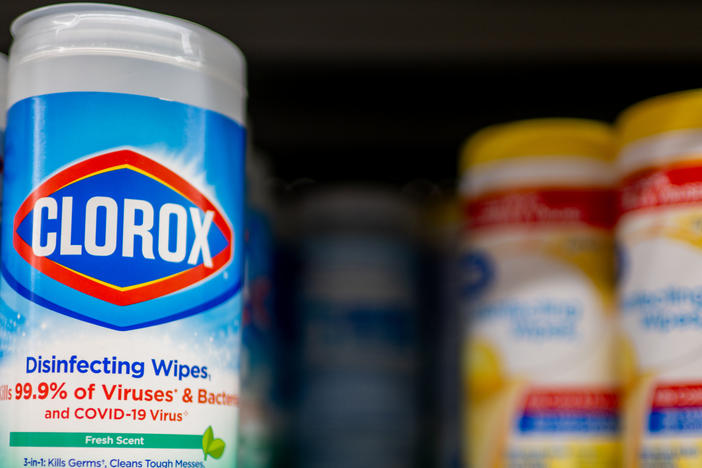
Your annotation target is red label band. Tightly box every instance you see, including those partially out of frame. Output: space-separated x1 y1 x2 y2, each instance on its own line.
620 161 702 216
465 188 616 231
652 383 702 410
522 388 619 412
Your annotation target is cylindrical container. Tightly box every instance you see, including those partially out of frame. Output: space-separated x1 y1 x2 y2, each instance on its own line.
291 186 420 468
0 52 7 138
0 4 246 465
0 53 7 228
460 119 618 468
617 90 702 467
1 52 8 198
424 199 461 468
239 151 280 468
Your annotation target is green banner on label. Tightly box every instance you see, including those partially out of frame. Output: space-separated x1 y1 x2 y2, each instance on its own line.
9 432 202 449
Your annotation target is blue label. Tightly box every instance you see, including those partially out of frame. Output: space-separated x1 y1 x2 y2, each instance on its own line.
649 409 702 433
242 208 276 382
239 207 279 468
461 251 494 299
518 413 619 434
2 92 245 330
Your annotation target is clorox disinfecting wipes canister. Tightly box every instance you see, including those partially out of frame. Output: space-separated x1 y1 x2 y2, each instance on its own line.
0 4 247 466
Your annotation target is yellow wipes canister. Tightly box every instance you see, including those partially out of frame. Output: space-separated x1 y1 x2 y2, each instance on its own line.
617 90 702 467
460 119 619 467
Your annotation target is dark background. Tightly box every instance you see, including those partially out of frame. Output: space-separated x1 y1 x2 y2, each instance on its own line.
3 0 702 186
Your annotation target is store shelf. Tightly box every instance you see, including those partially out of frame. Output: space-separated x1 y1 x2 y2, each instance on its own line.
2 0 702 183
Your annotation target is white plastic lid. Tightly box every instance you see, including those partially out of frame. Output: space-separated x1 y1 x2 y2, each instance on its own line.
10 3 246 98
0 53 7 130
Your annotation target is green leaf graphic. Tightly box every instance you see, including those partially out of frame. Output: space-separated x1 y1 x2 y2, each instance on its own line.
208 438 226 459
202 426 214 460
202 426 226 461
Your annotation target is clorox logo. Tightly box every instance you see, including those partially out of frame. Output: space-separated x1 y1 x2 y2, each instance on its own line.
13 150 233 306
